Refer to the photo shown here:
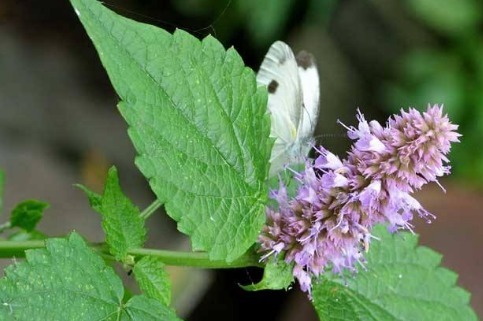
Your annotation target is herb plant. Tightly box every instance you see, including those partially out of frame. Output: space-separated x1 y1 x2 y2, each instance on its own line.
0 0 477 320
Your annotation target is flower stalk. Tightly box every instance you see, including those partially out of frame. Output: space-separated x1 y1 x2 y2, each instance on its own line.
0 240 261 269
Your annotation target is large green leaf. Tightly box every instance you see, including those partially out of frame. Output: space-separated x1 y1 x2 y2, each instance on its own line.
70 0 271 262
312 225 478 321
0 233 181 321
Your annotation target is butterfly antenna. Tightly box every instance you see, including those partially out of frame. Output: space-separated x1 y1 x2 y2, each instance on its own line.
313 130 348 142
313 134 324 141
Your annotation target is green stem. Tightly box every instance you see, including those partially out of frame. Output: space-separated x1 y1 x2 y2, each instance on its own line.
0 240 45 258
0 240 262 269
128 248 262 269
140 199 162 220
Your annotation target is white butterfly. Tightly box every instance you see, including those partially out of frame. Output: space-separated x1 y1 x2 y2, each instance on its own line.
257 41 320 177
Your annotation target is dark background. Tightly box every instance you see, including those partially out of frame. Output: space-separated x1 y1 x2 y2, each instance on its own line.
1 0 482 320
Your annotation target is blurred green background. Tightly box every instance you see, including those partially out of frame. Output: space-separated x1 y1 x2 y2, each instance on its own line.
1 0 482 320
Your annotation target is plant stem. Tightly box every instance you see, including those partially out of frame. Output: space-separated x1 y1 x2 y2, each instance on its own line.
128 248 263 269
0 240 45 258
0 240 262 269
140 199 162 220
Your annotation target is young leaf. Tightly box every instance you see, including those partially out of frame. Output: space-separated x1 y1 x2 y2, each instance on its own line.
312 225 478 321
70 0 272 262
0 233 182 321
133 256 172 306
75 183 102 212
10 200 49 232
79 167 146 262
241 258 294 291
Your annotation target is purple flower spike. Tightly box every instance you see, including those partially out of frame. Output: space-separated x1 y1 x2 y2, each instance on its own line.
258 104 459 296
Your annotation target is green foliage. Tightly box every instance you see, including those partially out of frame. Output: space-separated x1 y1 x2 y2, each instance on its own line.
307 0 338 23
0 233 181 321
312 225 477 321
385 51 465 121
407 0 482 36
78 166 146 262
133 256 172 306
122 296 182 321
10 200 49 232
70 0 272 262
241 258 294 291
236 0 295 46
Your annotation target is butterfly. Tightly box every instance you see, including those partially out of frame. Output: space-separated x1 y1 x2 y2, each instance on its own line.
257 41 320 177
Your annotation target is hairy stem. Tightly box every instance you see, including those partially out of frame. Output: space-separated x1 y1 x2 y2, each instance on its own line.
140 199 162 220
0 240 45 258
128 248 262 268
0 240 262 269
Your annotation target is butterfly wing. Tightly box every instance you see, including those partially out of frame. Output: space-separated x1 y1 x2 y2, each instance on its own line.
256 41 304 176
296 50 320 142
